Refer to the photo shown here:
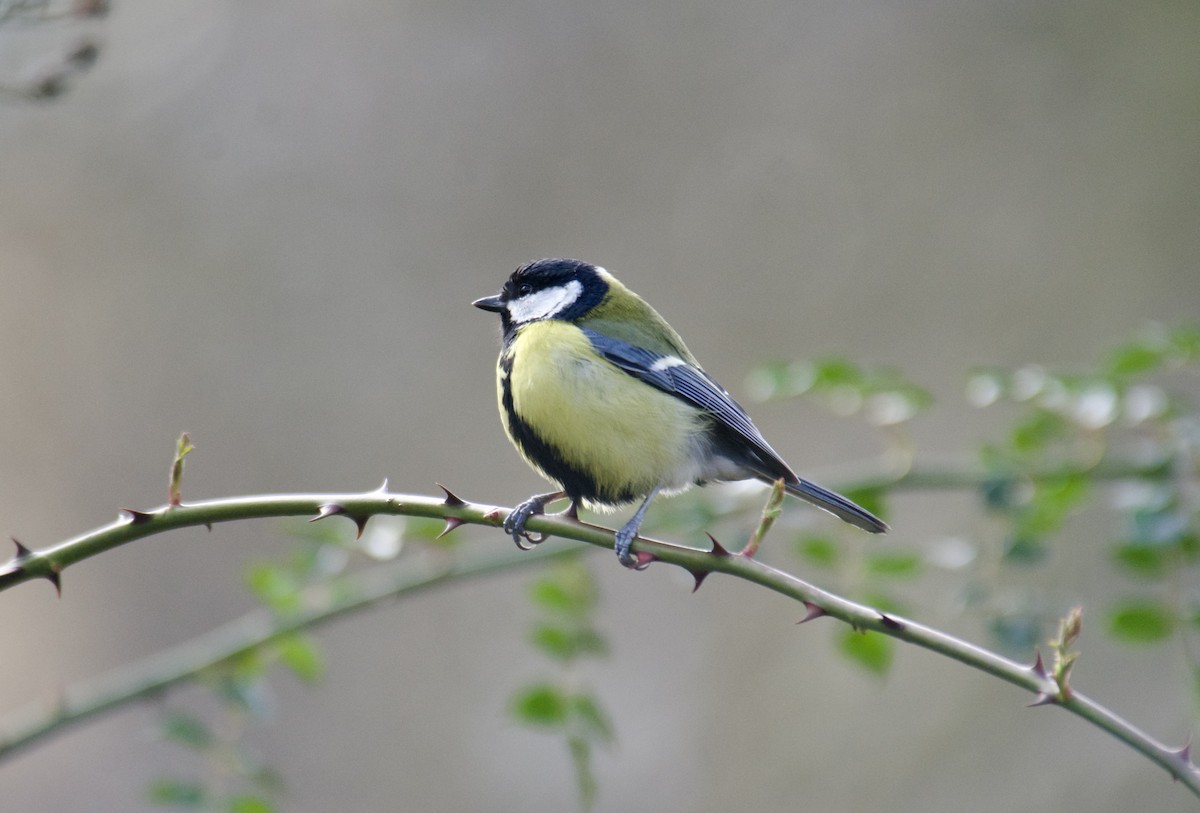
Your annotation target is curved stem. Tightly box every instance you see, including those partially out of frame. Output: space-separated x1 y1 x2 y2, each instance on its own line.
1 485 1196 797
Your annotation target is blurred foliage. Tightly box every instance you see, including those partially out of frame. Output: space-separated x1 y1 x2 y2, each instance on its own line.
512 559 613 811
140 323 1196 809
149 513 433 810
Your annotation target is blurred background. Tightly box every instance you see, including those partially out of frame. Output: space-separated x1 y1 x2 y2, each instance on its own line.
2 0 1199 810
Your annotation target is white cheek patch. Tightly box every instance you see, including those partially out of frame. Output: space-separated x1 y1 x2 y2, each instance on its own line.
507 280 583 323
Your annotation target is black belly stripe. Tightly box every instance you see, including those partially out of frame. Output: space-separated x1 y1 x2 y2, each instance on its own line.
498 349 636 506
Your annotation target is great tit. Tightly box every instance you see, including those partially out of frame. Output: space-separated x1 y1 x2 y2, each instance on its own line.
474 258 887 568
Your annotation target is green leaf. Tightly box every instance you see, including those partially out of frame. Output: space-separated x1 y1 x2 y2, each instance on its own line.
512 684 568 728
228 796 276 813
244 563 301 614
837 629 893 676
160 712 213 751
865 551 921 578
569 694 615 745
1010 410 1070 455
530 624 607 663
1112 542 1169 579
528 562 597 617
148 779 206 807
795 535 839 567
278 633 324 684
1108 601 1176 643
1107 339 1166 379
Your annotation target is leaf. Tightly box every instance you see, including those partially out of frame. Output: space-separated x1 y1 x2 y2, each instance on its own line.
244 563 301 614
1108 601 1176 643
278 633 324 684
795 535 839 568
837 629 893 676
528 562 597 617
865 551 922 578
569 694 615 745
512 684 568 728
228 796 276 813
530 625 607 663
1106 339 1166 379
148 779 206 807
1112 542 1169 579
160 712 213 750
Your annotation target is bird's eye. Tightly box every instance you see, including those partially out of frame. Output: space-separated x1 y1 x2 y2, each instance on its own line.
516 283 533 297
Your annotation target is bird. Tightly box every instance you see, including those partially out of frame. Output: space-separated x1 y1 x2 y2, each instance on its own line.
473 258 887 568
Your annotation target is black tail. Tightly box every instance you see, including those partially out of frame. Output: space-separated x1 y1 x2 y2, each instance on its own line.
781 477 888 534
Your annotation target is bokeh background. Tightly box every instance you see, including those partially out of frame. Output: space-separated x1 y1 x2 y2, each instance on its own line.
2 1 1199 810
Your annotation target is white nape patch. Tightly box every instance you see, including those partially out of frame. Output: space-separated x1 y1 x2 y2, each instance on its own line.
650 355 687 372
507 280 583 323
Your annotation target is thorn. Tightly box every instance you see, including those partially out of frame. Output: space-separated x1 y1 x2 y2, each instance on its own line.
688 568 709 593
706 533 730 557
1030 649 1047 679
46 564 62 598
482 508 503 523
310 503 368 538
372 478 390 495
119 508 156 525
1170 738 1192 764
204 523 212 532
437 483 465 507
562 502 579 521
632 551 655 570
1027 692 1056 707
878 612 904 631
11 538 32 560
797 601 828 624
436 516 466 539
310 503 346 522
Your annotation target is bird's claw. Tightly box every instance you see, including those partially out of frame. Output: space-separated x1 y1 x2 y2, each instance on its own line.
504 493 562 550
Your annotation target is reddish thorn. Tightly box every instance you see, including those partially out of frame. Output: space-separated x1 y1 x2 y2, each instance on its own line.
562 502 579 521
47 563 62 598
1030 649 1047 679
11 538 32 560
1171 738 1193 763
482 508 503 522
310 503 368 538
688 568 709 592
797 601 828 624
705 533 730 557
633 551 655 570
119 508 155 525
1027 692 1056 707
879 612 904 631
310 503 346 522
436 516 466 539
437 483 466 507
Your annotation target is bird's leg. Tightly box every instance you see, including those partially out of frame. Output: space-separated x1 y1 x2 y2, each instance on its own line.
504 490 567 550
614 486 662 569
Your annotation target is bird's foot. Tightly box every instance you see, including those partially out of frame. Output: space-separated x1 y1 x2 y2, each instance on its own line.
504 491 566 550
614 523 651 570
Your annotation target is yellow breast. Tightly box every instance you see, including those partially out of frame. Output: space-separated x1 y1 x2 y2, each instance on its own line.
499 320 707 505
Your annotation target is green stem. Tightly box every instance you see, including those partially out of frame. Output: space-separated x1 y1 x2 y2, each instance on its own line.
1 485 1195 797
0 541 574 760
